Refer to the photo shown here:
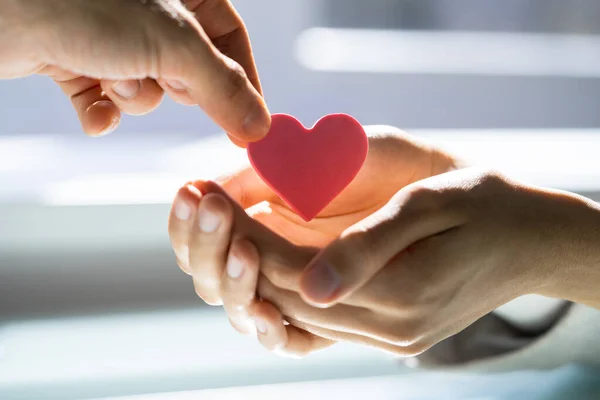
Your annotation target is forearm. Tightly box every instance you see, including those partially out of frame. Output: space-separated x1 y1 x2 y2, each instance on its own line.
536 189 600 309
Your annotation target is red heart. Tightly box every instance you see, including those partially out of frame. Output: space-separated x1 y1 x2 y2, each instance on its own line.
247 114 368 222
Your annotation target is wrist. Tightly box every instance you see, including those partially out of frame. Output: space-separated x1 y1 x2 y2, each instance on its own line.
531 187 600 308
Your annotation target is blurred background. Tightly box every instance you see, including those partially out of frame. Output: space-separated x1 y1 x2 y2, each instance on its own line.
2 0 600 398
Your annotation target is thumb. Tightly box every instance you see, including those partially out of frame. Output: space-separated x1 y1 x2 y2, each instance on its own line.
299 186 464 307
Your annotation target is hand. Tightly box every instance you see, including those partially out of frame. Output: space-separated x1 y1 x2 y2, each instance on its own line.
168 127 459 354
278 167 600 354
0 0 269 143
174 167 600 357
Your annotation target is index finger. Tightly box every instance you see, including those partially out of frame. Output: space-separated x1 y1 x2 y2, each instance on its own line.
184 0 263 95
180 0 269 144
154 0 270 143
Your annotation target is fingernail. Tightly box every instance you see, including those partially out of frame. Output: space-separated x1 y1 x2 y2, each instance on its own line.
226 254 244 279
88 100 119 136
112 80 141 99
254 317 267 334
243 102 271 139
88 100 114 112
198 205 221 233
174 196 192 220
165 80 188 91
101 117 119 136
302 261 341 303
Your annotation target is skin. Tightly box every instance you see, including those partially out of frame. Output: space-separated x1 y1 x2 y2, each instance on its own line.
0 0 269 144
169 126 460 355
169 129 600 357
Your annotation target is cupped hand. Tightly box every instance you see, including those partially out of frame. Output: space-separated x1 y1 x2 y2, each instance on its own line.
288 167 600 354
0 0 269 143
168 126 459 355
173 166 600 357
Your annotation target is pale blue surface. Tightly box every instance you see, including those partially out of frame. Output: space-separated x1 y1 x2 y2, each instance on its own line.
143 365 600 400
99 364 600 400
401 365 600 400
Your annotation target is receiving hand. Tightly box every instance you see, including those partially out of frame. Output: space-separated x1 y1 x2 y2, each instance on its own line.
168 126 459 354
172 166 600 357
0 0 269 143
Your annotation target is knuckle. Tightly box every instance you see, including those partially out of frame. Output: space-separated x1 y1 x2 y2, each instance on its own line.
228 290 255 309
231 238 259 273
400 185 443 214
395 182 470 221
459 168 509 209
465 167 507 191
478 168 507 189
188 248 216 275
222 59 249 101
481 168 504 181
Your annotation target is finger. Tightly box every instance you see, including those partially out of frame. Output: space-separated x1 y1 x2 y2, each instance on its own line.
153 2 271 142
257 274 410 346
254 297 427 357
286 317 427 357
219 238 333 355
227 133 249 149
168 184 202 276
216 167 277 208
158 78 196 107
222 238 260 334
184 0 263 94
187 181 422 353
251 301 334 357
41 66 121 137
189 192 235 306
189 180 314 289
101 78 165 116
300 184 465 307
76 93 121 137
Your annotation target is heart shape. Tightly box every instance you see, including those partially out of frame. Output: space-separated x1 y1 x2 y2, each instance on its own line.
247 113 368 222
